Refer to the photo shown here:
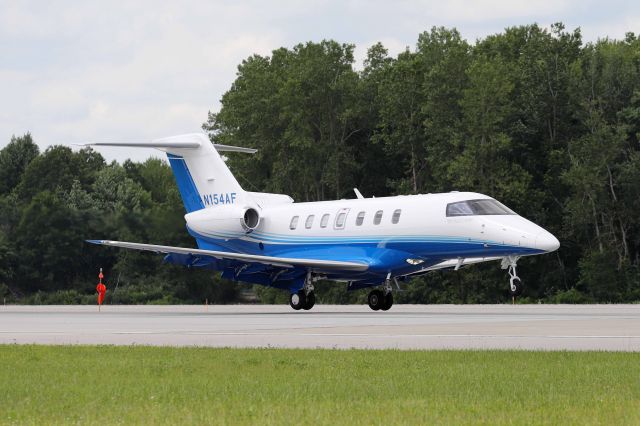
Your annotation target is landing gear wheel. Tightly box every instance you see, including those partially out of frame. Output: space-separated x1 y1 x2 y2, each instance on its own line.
303 291 316 310
368 290 384 311
509 277 523 297
380 292 393 311
289 291 307 310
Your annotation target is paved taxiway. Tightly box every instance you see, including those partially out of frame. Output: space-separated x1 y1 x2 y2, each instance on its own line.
1 305 638 351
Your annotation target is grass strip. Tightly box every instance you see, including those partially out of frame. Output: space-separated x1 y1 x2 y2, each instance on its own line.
1 345 639 425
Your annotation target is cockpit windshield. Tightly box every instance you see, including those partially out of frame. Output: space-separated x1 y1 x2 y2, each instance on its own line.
446 199 516 217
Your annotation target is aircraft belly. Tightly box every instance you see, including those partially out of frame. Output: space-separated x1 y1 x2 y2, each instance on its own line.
187 231 542 284
213 237 540 262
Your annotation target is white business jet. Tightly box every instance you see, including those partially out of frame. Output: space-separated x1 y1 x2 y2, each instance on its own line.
84 133 559 311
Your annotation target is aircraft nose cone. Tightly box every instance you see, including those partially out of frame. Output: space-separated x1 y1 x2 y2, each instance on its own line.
536 231 560 252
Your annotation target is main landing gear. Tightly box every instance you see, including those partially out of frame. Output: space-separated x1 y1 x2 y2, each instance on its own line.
289 291 315 310
367 278 394 311
502 256 523 298
290 272 316 311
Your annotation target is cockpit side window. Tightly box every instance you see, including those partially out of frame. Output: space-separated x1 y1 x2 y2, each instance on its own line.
446 199 516 217
446 202 474 216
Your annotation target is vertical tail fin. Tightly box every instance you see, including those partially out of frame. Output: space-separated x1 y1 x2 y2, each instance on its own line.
159 134 249 213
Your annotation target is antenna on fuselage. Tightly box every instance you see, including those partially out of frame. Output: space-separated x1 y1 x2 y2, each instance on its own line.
353 188 364 199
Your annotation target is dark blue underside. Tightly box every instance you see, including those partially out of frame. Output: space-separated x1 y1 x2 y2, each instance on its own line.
162 227 543 293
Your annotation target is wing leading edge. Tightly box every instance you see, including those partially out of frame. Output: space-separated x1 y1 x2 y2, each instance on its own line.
86 240 369 272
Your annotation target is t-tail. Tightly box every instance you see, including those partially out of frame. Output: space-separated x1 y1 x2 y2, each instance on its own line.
157 134 257 212
79 133 257 213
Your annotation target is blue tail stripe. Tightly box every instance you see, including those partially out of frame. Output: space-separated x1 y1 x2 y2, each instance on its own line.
166 153 204 213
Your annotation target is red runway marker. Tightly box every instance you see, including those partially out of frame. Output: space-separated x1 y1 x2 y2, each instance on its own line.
96 268 106 311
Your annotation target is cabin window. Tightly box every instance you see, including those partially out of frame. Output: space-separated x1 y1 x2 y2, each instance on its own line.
374 210 383 225
305 214 315 229
392 209 402 224
356 211 365 226
320 214 330 228
290 216 299 230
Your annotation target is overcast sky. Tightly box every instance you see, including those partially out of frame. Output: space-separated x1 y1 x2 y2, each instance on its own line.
1 0 639 163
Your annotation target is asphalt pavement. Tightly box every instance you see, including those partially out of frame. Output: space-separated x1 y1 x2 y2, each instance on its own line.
1 304 638 351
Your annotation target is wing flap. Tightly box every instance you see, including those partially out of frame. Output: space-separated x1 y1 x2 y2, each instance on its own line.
86 240 369 272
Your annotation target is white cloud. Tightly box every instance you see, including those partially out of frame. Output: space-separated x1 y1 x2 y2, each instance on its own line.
578 16 640 43
435 0 570 22
1 0 639 163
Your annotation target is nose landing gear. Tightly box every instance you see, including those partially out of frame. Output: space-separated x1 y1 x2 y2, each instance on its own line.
502 256 523 300
508 265 523 297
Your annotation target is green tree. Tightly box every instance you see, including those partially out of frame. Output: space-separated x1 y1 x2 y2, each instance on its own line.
17 146 105 202
0 133 39 195
449 55 532 210
373 49 427 193
206 40 362 201
417 27 471 192
15 191 87 292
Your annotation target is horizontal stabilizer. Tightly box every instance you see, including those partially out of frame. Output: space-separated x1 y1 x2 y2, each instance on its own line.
75 140 201 149
86 240 369 271
75 133 256 153
213 144 257 154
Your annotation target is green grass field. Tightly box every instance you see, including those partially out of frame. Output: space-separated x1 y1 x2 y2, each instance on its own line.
1 346 639 425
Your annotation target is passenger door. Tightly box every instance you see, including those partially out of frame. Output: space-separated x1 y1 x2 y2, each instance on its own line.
334 208 350 230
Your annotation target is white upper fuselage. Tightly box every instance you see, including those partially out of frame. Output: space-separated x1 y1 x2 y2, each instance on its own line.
186 191 559 279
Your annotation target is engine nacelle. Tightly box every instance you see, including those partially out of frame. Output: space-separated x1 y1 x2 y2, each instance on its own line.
185 205 261 239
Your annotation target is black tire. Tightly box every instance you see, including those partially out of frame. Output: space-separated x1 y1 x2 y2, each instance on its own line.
303 292 316 310
509 278 524 296
380 292 393 311
368 290 384 311
289 291 306 310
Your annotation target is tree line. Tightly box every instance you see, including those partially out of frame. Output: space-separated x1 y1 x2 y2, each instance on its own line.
0 135 239 304
1 23 639 304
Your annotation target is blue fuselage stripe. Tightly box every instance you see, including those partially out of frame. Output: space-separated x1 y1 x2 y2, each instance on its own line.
187 227 542 272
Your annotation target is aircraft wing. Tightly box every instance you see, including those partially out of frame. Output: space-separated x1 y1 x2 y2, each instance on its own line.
404 256 503 276
86 240 369 272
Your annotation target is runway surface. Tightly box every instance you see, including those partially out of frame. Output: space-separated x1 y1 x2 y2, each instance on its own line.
1 304 639 351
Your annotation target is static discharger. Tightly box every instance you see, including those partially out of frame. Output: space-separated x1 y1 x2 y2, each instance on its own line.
96 268 106 311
